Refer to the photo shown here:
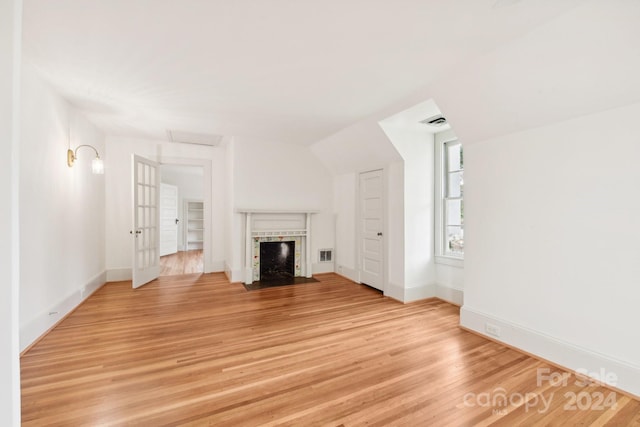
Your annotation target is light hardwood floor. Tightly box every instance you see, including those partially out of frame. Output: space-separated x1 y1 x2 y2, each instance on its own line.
160 249 203 276
21 273 640 426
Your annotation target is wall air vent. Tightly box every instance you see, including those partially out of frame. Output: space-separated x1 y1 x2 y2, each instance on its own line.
319 249 333 263
419 115 448 126
167 130 223 147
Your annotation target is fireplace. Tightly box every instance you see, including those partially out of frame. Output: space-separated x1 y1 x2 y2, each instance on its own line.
239 210 316 285
259 241 295 283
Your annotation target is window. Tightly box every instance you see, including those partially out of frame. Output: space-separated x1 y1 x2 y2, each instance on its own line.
435 136 464 262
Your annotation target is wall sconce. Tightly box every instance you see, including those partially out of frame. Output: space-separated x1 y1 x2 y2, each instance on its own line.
67 145 104 174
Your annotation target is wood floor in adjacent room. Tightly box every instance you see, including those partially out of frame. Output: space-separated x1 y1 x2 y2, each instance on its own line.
160 249 203 276
21 274 640 426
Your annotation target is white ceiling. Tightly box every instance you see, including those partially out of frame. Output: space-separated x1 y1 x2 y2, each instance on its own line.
22 0 585 145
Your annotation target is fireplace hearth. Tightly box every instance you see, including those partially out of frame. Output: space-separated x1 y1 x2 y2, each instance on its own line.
260 241 295 283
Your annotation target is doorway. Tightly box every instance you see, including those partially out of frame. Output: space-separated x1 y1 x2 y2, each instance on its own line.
159 164 205 276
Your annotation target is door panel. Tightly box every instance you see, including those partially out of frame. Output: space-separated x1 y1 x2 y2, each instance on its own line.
132 155 160 288
160 183 178 256
359 169 384 290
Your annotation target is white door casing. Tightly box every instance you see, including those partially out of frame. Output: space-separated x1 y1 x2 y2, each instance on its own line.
358 169 384 291
132 154 160 288
159 183 178 257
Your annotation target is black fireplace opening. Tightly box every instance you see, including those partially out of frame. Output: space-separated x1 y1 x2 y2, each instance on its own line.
260 241 295 283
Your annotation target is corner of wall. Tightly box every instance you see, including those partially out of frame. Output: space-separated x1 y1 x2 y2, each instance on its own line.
106 268 132 282
435 284 464 306
335 265 358 283
384 281 405 302
404 283 437 303
384 282 437 303
224 261 243 283
312 262 334 275
20 270 107 353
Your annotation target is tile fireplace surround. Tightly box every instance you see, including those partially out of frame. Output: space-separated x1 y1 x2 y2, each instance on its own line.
237 210 317 285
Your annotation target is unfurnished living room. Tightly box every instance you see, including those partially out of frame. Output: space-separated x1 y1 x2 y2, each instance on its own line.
2 1 640 425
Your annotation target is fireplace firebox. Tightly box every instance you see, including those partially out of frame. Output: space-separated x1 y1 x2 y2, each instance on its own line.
259 241 295 283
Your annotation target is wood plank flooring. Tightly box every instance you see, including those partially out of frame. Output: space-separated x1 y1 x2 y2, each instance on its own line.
160 250 203 276
21 273 640 426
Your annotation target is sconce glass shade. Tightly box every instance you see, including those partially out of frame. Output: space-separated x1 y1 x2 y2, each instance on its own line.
92 157 104 174
67 145 104 174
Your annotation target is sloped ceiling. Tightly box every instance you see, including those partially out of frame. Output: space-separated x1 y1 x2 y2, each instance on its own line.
22 0 588 145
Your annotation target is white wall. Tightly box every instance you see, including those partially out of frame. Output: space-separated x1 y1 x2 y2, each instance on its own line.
19 61 106 351
461 102 640 397
105 137 227 278
224 137 240 279
160 166 204 250
311 113 405 294
386 161 405 300
379 120 436 302
226 137 334 281
0 0 21 422
333 173 357 281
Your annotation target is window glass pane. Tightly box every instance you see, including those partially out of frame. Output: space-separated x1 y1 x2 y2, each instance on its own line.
446 226 464 254
439 139 464 257
447 171 464 198
447 143 463 171
137 185 145 206
446 199 463 227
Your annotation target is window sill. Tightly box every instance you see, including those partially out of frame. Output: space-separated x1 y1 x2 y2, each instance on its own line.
435 255 464 268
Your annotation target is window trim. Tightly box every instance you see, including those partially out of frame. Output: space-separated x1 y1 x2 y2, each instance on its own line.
435 134 464 267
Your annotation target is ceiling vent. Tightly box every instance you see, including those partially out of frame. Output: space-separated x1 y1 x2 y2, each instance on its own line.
419 115 448 127
166 130 223 147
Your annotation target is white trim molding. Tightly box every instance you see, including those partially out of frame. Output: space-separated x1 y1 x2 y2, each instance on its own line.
435 285 464 306
460 306 640 398
20 270 107 352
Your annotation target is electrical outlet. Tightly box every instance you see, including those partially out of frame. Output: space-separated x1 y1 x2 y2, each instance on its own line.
485 323 501 337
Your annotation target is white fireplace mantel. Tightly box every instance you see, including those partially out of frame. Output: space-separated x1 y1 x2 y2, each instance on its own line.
237 209 318 284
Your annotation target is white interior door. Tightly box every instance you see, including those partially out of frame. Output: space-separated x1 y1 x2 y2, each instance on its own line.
159 183 178 257
359 169 384 291
132 154 160 288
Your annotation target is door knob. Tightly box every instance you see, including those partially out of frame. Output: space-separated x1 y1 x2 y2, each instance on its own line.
175 218 179 224
377 232 383 236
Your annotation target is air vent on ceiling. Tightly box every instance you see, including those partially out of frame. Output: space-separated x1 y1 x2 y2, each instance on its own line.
419 115 448 127
167 130 223 147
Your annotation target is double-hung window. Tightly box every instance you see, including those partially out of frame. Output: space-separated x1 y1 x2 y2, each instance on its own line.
435 136 464 263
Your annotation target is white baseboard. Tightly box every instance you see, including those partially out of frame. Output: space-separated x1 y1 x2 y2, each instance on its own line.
207 259 225 273
385 281 437 303
20 270 106 352
335 265 358 283
435 284 464 306
224 262 244 283
460 306 640 398
106 268 132 282
384 281 404 302
405 283 436 303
